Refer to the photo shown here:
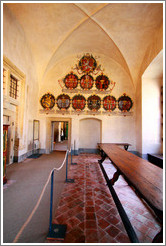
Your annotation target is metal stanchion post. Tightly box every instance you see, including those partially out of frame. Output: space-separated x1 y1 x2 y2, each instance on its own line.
65 151 75 183
47 170 67 240
74 140 76 156
71 147 77 165
49 171 54 232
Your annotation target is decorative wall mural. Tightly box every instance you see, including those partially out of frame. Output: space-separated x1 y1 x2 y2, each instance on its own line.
80 74 94 90
95 74 110 91
87 95 101 111
72 94 86 111
118 93 133 112
64 72 78 89
57 94 70 110
40 53 134 116
59 54 116 94
103 95 116 111
40 93 55 109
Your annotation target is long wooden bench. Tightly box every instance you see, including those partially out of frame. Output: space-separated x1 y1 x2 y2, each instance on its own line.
98 143 163 243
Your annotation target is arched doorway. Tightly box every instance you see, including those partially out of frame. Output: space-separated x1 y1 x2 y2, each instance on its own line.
79 118 101 153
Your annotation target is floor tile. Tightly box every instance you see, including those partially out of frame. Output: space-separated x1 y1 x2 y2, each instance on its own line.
46 154 162 243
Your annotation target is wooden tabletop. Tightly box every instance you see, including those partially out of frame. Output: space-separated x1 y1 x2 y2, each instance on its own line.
98 143 163 212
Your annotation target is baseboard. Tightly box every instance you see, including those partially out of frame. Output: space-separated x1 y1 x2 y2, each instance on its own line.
129 151 148 160
78 148 100 154
14 149 46 163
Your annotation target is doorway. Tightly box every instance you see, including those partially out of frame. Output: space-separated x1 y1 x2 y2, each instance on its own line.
51 121 69 151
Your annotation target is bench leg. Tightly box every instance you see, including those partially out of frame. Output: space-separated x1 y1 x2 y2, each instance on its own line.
152 228 163 243
98 150 107 164
124 145 129 151
110 170 121 185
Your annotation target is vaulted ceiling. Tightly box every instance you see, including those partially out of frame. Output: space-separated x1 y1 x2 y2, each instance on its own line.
5 2 163 87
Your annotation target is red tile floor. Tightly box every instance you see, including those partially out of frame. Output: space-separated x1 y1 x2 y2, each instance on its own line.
46 154 162 244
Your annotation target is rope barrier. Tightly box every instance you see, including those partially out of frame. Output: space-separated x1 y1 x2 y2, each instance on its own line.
48 149 74 240
13 150 68 243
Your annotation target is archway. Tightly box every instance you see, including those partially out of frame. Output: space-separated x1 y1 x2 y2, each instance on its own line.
79 118 101 153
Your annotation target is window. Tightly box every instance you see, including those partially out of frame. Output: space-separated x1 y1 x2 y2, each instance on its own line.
9 74 18 99
3 55 25 140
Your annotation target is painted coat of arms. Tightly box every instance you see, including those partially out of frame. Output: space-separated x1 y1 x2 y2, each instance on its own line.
95 74 110 91
79 54 97 74
40 93 55 109
118 93 133 112
80 74 94 90
87 95 101 111
72 94 86 111
57 94 70 110
103 95 116 111
64 72 78 89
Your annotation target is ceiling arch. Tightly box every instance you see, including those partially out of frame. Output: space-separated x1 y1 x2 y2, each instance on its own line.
44 6 132 86
5 2 163 88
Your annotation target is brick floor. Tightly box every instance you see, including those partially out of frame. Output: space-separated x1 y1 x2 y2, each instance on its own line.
46 154 162 243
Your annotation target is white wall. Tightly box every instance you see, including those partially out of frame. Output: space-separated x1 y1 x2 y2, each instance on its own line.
142 51 163 154
142 77 162 154
79 118 101 149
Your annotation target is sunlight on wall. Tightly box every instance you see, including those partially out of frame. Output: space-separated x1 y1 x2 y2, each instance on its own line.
142 51 163 155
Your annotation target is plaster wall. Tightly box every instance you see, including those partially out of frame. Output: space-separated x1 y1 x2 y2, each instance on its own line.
38 114 136 154
79 118 101 149
3 5 39 157
142 77 162 154
141 50 163 155
135 77 142 154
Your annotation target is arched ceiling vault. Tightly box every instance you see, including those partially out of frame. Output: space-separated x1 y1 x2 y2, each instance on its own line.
44 3 133 87
5 2 163 89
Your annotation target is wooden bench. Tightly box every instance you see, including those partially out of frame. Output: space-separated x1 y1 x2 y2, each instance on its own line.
98 143 163 243
106 142 131 151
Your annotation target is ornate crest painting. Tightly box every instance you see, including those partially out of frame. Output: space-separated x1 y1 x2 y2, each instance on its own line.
87 95 101 111
57 94 70 110
79 54 97 74
64 72 78 89
72 94 86 111
40 93 55 109
80 74 94 90
118 93 133 112
103 95 116 111
95 74 110 90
